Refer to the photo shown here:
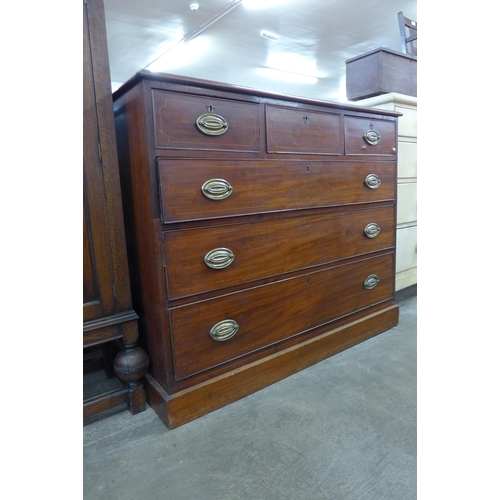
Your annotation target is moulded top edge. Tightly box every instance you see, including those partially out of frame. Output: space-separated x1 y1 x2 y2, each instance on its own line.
345 47 417 64
112 70 402 118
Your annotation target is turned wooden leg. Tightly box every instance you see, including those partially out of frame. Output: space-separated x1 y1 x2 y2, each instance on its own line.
113 342 150 414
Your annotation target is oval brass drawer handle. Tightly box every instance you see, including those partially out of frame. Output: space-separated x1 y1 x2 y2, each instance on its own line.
210 319 239 342
365 174 381 189
363 274 380 290
363 123 381 145
364 223 381 238
201 178 233 200
204 248 235 269
196 112 229 136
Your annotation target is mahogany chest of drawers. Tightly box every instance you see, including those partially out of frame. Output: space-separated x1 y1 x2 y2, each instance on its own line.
113 72 400 428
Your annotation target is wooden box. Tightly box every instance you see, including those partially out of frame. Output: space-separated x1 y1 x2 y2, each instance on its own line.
346 47 417 101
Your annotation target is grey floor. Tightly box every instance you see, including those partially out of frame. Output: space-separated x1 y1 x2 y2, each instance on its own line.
83 294 417 500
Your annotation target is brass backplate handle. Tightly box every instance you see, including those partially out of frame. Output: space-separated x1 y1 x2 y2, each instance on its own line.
196 112 229 136
364 223 381 238
209 319 239 342
204 248 235 269
363 274 380 290
201 178 233 200
363 123 381 145
365 174 381 189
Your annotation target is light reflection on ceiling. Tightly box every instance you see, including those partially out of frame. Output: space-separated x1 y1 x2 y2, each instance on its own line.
103 0 417 102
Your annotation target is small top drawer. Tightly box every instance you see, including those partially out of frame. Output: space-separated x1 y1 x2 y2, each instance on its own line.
344 116 396 156
152 90 260 152
266 105 341 155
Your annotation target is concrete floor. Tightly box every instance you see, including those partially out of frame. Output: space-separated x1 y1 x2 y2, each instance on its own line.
83 294 417 500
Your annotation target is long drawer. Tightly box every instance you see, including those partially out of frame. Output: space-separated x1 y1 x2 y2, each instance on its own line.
158 160 396 223
169 252 395 379
163 206 395 299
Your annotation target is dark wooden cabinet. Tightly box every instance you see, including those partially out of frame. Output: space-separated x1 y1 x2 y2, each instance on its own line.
113 72 400 428
83 0 149 421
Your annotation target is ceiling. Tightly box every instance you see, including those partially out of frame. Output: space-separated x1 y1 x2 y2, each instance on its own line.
103 0 417 102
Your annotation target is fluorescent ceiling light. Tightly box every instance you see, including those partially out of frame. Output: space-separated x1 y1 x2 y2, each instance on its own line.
260 30 280 41
258 67 318 84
